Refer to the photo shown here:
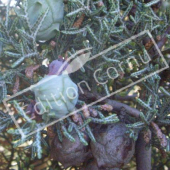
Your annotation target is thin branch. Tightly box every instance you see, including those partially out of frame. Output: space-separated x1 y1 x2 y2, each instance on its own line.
149 25 170 59
112 94 138 101
136 131 152 170
79 90 140 118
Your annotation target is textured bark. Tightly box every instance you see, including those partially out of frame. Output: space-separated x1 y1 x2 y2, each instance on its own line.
136 131 151 170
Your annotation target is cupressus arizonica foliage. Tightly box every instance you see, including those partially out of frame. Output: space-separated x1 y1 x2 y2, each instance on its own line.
0 0 170 169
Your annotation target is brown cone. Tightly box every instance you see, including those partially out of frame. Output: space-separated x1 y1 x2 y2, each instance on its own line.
50 132 92 168
90 123 135 169
80 159 120 170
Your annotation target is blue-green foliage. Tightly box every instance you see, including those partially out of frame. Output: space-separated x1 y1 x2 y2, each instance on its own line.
0 0 170 163
127 71 170 149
